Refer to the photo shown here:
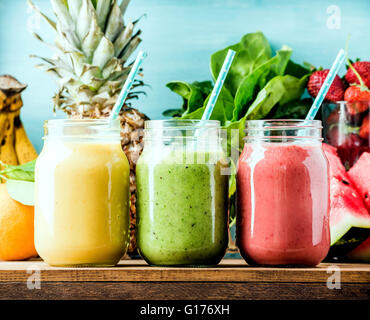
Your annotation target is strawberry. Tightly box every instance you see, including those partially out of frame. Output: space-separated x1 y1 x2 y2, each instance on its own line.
359 114 369 140
345 101 369 122
345 61 370 88
344 86 370 103
307 69 345 102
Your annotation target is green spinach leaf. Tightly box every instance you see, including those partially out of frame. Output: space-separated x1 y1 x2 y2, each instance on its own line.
233 46 292 121
245 74 308 120
182 87 234 125
210 31 272 95
270 45 293 76
285 60 312 78
165 80 212 116
270 98 314 119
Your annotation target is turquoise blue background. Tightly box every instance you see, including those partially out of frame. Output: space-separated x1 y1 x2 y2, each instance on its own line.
0 0 369 152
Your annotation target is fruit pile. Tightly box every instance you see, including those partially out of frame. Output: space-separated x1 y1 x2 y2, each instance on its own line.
309 61 370 261
308 61 370 169
0 76 38 262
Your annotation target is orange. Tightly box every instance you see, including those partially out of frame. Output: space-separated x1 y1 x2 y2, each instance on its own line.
0 183 37 260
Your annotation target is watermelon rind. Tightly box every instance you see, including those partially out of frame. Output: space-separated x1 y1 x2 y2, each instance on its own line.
327 227 370 261
330 205 370 245
346 237 370 262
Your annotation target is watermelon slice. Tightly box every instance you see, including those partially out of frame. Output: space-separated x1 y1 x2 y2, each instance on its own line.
328 177 370 245
323 144 370 245
346 237 370 262
348 152 370 210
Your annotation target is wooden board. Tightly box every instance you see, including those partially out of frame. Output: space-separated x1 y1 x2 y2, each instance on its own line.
0 259 369 300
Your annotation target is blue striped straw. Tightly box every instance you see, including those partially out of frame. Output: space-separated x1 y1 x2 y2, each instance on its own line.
306 49 346 121
110 50 147 120
201 49 236 120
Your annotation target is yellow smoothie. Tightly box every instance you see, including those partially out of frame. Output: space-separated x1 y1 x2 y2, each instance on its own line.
35 140 130 267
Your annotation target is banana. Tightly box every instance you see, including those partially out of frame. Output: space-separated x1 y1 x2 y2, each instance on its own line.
0 76 37 168
6 95 23 112
14 116 38 164
0 112 8 146
0 91 6 110
0 111 19 166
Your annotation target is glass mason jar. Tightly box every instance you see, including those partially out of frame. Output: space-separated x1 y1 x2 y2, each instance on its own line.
35 119 130 267
236 120 330 266
136 120 229 266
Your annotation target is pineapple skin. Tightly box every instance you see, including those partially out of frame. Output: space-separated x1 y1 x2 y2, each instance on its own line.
120 108 148 255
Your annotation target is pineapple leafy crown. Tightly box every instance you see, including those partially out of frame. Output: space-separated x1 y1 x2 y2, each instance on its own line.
28 0 144 115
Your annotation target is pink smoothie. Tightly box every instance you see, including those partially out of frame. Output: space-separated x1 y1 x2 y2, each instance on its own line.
236 143 330 266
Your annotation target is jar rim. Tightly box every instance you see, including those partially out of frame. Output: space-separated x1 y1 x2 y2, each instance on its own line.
144 119 220 130
244 119 323 142
44 118 120 128
43 118 121 140
245 119 322 130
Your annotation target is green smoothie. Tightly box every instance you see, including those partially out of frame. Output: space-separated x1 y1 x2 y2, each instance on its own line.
136 150 229 266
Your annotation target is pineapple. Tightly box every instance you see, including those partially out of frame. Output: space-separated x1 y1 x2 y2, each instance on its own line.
28 0 148 255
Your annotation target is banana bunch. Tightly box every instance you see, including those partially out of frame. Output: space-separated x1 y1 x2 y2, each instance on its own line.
0 75 38 168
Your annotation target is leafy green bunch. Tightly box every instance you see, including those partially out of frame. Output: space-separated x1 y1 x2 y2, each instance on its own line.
164 31 314 153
